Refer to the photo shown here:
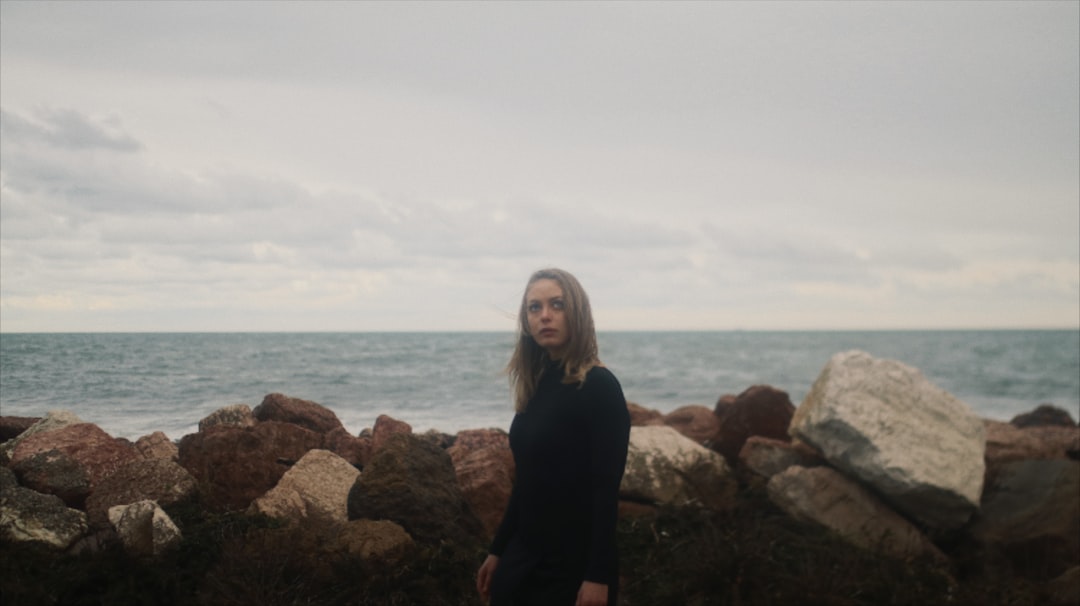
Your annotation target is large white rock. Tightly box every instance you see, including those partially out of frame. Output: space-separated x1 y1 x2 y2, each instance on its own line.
108 499 182 556
789 350 986 530
620 425 736 510
249 449 360 524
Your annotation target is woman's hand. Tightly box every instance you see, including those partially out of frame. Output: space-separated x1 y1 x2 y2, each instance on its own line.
576 581 609 606
476 554 499 602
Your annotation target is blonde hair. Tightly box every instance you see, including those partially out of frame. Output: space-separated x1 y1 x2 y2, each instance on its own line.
506 268 600 412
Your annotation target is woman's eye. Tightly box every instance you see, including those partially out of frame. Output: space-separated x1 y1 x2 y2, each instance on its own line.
528 303 541 313
552 300 564 310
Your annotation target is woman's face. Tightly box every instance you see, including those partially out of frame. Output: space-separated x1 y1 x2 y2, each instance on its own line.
525 278 570 356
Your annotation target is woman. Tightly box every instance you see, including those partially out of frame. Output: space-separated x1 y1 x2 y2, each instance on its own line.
476 268 631 606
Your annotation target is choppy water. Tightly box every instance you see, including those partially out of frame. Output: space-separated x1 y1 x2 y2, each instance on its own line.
0 330 1076 440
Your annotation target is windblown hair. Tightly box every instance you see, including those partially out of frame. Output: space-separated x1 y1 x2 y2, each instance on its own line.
506 268 600 412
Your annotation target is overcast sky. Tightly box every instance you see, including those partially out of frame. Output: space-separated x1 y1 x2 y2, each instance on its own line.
1 1 1077 332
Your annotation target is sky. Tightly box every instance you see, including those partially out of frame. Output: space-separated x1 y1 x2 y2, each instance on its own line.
1 1 1077 333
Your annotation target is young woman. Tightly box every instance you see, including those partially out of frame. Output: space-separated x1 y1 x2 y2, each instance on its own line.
476 268 631 606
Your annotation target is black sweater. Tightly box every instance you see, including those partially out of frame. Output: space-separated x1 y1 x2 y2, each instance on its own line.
489 361 631 595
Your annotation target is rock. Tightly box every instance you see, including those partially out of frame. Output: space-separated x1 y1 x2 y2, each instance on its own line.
198 404 257 432
371 414 412 454
249 449 360 525
713 385 795 466
663 405 720 447
767 465 946 563
108 500 183 556
85 458 198 529
737 436 824 483
0 410 84 464
9 423 138 494
253 393 345 434
1011 404 1077 428
334 518 414 563
178 421 324 511
0 416 41 443
789 350 986 530
1046 566 1080 606
971 460 1080 573
134 431 179 461
0 483 88 550
418 429 455 450
1022 425 1080 459
453 444 514 539
620 426 737 510
447 428 509 465
323 426 371 468
984 419 1062 464
347 432 483 546
10 448 92 508
627 402 664 426
0 467 17 491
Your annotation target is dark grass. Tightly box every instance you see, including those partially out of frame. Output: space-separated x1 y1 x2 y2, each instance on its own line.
0 488 1053 606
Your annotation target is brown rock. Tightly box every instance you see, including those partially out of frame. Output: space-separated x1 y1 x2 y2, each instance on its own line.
178 421 324 511
10 448 91 508
347 432 483 546
663 405 721 446
737 436 824 484
323 427 371 468
627 402 664 426
0 416 41 443
447 428 509 465
714 385 795 465
1011 404 1078 428
9 423 137 491
198 404 256 432
253 393 345 434
453 444 514 539
134 431 178 461
85 458 198 529
371 414 412 454
984 420 1079 481
1023 425 1080 459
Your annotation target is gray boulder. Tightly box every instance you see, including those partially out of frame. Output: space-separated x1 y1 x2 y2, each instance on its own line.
108 499 183 556
790 350 985 530
0 481 87 550
620 425 737 510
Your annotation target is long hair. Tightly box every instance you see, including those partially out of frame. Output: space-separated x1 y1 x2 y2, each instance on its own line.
506 268 600 412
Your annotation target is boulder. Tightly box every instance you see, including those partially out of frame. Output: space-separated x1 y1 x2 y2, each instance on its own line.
984 419 1063 465
971 459 1080 573
347 432 483 546
0 416 41 443
371 414 412 454
0 410 84 464
663 405 720 446
253 393 345 434
1011 404 1077 428
1022 425 1080 459
323 426 371 468
133 431 179 461
198 404 257 432
789 350 986 530
418 429 455 450
108 500 183 557
334 518 414 563
249 449 360 525
737 436 824 484
9 423 138 493
714 385 795 466
447 428 509 465
178 421 324 510
10 448 92 508
0 483 88 550
767 465 946 563
453 444 514 539
627 402 664 426
620 426 737 510
85 458 198 529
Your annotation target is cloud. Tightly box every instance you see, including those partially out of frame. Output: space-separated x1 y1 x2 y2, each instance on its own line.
1 107 141 151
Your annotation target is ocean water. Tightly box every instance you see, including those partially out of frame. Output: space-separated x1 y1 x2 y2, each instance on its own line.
0 330 1077 441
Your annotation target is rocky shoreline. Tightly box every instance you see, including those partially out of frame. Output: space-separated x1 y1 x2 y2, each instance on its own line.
2 349 1078 605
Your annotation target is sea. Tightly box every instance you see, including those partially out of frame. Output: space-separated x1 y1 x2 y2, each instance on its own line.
0 331 1077 442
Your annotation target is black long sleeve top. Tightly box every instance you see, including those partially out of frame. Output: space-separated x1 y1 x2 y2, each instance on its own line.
489 360 631 589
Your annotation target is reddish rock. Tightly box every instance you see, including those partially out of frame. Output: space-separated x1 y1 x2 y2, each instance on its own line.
10 448 91 508
85 458 197 529
1023 425 1080 459
984 420 1062 465
324 427 372 468
737 436 824 485
9 423 137 490
453 444 514 540
0 416 41 443
371 414 412 454
134 431 178 461
714 394 737 417
713 385 795 465
1011 404 1077 428
253 393 345 434
627 402 664 427
447 428 509 465
178 421 324 511
663 405 721 446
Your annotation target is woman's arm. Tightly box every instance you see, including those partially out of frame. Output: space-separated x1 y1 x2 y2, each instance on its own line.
582 369 631 586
